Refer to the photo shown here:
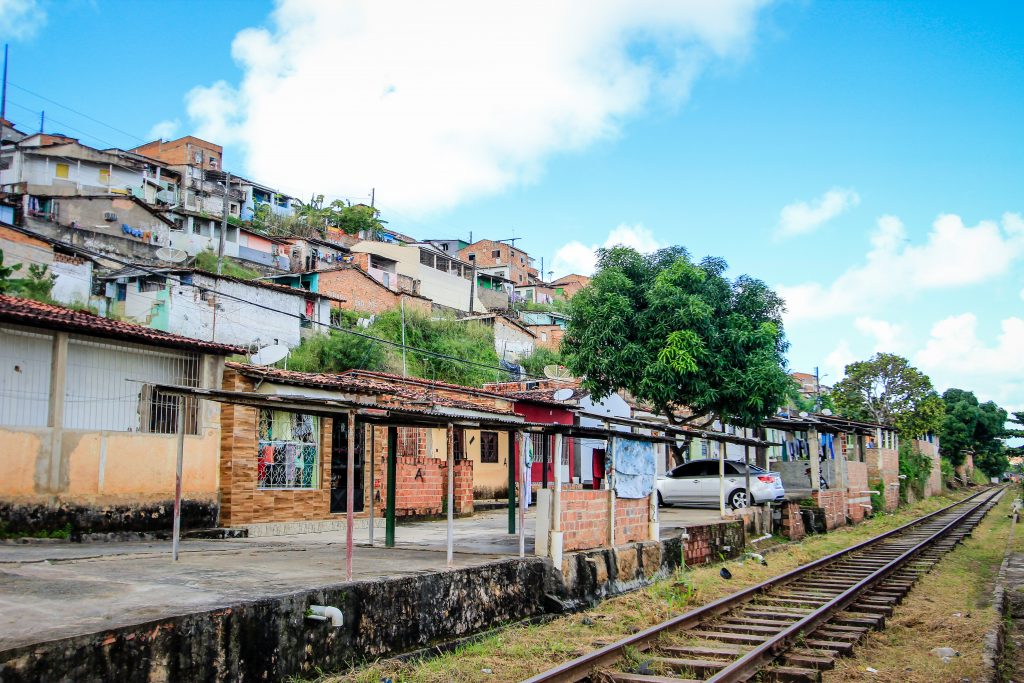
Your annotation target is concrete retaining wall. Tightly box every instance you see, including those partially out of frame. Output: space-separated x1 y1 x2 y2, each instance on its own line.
0 522 745 682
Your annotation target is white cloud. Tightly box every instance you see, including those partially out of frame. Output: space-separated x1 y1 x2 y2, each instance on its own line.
822 340 854 384
552 223 663 276
914 313 1024 409
0 0 45 41
185 0 769 214
776 187 859 239
779 212 1024 323
853 316 906 353
146 119 180 141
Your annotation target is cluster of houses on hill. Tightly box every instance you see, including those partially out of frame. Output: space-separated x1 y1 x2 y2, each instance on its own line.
0 123 948 554
0 121 587 362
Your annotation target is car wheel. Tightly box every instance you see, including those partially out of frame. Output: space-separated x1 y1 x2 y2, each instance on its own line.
657 491 669 507
728 488 749 510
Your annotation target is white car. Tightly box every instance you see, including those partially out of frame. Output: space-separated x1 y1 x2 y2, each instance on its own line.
657 458 786 509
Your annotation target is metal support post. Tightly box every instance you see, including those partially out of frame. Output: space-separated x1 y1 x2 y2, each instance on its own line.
172 396 185 561
446 423 455 567
385 425 397 548
507 430 516 534
346 411 355 581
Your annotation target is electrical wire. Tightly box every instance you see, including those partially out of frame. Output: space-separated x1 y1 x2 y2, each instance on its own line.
11 228 555 382
7 81 150 144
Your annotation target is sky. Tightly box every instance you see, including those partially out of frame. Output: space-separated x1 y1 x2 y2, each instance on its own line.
1 0 1021 410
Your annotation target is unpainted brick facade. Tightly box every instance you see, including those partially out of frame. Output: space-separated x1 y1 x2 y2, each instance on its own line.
867 446 900 512
557 489 654 552
314 267 431 316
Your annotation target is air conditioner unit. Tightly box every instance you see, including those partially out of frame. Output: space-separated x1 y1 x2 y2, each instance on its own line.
103 211 118 222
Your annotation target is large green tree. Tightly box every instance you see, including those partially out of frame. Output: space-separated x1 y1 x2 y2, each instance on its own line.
938 388 1010 476
831 353 944 437
563 246 792 439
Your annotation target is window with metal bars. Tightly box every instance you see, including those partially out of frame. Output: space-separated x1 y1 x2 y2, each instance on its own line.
257 410 319 489
480 431 499 463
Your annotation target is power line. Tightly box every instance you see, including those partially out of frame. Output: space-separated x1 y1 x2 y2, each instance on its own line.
14 228 553 382
7 81 149 144
5 99 123 149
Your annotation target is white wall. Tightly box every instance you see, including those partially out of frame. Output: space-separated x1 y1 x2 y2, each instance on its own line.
5 154 143 194
351 241 485 312
50 259 93 305
493 320 534 361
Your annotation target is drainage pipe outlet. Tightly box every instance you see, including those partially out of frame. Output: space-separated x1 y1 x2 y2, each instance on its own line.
306 605 343 627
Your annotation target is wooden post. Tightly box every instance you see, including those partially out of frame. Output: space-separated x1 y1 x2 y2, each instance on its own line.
507 430 516 534
608 436 616 547
346 411 356 580
551 432 564 565
718 442 726 516
809 428 821 493
446 423 455 567
744 444 751 508
171 395 185 561
385 425 397 548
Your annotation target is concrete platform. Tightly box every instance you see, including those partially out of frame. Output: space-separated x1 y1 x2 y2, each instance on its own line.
0 506 731 651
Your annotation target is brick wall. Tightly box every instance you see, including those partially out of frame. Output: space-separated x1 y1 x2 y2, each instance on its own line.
683 521 745 566
846 460 870 523
560 489 612 552
394 456 445 516
779 501 805 540
451 460 474 515
614 497 650 545
812 489 848 530
528 324 564 351
867 446 900 512
916 438 943 497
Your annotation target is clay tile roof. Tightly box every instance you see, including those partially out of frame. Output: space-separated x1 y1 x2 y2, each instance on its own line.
0 294 245 355
344 369 570 409
227 363 517 415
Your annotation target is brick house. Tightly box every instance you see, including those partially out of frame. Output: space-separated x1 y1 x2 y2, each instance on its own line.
216 364 527 533
549 273 590 299
458 239 538 287
263 265 432 316
457 313 536 361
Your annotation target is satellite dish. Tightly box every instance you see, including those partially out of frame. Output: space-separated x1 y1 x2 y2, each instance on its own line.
821 408 833 416
543 364 574 381
799 411 809 418
552 388 574 401
155 246 188 263
250 344 289 366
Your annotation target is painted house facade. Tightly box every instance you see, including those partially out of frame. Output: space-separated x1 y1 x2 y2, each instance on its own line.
99 267 336 349
0 294 241 535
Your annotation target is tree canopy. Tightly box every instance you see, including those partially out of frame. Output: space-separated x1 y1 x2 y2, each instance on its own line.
938 388 1009 476
562 246 791 430
831 353 944 437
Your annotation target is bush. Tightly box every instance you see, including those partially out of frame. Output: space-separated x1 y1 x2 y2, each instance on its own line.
519 347 563 378
193 249 261 280
286 308 504 386
898 440 932 502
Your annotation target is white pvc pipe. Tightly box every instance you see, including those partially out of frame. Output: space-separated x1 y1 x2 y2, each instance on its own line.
307 605 343 627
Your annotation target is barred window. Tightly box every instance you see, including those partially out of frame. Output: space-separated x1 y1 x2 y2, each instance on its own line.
453 426 465 459
257 410 319 489
480 431 499 463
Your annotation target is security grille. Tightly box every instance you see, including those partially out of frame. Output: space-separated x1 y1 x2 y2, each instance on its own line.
0 324 53 427
257 409 319 489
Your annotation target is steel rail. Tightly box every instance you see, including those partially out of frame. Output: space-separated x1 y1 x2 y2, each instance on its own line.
521 487 997 683
704 485 1003 682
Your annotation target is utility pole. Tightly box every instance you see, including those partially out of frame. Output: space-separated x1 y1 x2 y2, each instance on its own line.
814 365 821 412
370 187 375 207
468 263 477 314
217 171 232 275
1 44 8 145
39 110 44 133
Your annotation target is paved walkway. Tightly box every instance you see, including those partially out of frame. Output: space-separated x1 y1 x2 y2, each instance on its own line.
0 506 729 650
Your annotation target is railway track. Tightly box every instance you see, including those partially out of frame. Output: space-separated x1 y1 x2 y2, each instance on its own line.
524 486 1005 683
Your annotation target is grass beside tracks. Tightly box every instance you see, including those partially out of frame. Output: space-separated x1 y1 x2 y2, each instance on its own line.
320 491 984 683
826 488 1015 683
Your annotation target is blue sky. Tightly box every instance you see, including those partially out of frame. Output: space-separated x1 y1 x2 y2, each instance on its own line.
2 0 1021 408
